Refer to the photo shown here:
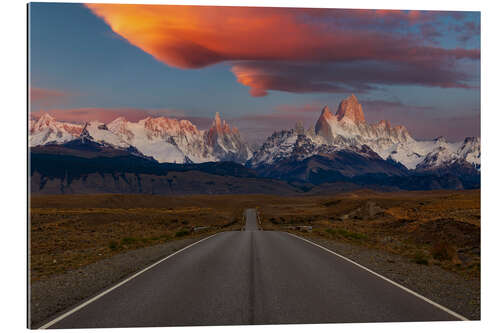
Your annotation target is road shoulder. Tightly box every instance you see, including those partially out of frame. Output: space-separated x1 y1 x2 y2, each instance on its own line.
289 233 480 320
30 236 207 328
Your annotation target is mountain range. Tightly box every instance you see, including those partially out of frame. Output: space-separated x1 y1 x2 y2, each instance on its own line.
30 111 252 164
29 94 480 194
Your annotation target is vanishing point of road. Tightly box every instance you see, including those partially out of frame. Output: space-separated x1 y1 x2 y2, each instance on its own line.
41 209 464 328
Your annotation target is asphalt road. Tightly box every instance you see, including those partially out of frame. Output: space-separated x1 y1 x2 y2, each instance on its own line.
45 209 462 328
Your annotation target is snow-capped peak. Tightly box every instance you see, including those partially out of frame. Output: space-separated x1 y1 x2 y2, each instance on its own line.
313 95 413 147
250 94 479 171
205 112 253 162
35 112 55 126
29 113 83 146
30 112 253 164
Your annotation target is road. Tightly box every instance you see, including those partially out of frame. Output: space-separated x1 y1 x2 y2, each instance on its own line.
43 208 462 328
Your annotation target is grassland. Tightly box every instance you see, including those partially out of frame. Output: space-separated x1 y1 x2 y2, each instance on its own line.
30 194 251 282
30 190 480 282
257 189 480 278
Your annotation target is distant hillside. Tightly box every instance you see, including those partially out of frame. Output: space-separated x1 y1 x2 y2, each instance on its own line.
30 144 298 195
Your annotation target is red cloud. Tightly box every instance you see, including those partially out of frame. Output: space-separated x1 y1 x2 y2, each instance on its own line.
31 108 185 124
30 87 70 107
86 5 478 68
85 4 479 96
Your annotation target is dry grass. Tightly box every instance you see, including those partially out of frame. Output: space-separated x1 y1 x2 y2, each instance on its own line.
30 194 253 282
257 189 480 278
30 190 480 282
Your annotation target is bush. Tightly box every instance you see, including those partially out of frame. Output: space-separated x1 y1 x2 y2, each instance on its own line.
412 251 429 265
175 229 190 238
431 241 457 261
108 241 118 251
121 237 138 245
325 228 367 241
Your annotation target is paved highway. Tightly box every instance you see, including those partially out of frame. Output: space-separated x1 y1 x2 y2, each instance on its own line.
43 208 463 328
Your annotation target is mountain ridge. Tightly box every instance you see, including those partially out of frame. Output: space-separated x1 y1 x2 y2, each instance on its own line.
30 94 480 183
249 95 479 173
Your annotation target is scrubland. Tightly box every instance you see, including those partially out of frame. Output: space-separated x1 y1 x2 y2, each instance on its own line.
257 189 480 278
30 190 480 281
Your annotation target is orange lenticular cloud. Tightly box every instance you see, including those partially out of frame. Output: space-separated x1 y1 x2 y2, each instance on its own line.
85 4 478 69
84 4 479 97
85 4 346 68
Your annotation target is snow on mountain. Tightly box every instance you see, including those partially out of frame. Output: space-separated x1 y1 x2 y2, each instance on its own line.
459 137 481 167
205 112 257 163
85 122 130 148
416 136 480 171
249 94 480 171
29 113 83 146
29 96 479 171
314 95 413 149
106 113 252 163
249 129 300 166
29 112 252 164
107 116 205 163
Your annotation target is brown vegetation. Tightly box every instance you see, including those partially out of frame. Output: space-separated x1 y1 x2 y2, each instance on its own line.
257 189 480 278
30 194 250 282
30 190 480 282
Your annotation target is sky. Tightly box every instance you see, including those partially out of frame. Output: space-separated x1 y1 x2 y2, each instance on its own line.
29 3 480 143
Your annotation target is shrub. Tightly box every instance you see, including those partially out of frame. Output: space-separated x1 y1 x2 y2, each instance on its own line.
108 241 118 251
431 241 457 261
413 251 429 265
175 229 190 238
121 237 138 245
326 228 367 241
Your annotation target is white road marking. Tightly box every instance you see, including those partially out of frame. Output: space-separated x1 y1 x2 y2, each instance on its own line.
287 232 469 321
38 233 219 329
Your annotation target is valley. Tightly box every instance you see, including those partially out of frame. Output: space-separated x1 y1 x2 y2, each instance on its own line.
30 190 481 326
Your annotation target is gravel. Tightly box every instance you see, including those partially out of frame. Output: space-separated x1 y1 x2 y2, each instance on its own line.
298 234 480 320
30 236 206 328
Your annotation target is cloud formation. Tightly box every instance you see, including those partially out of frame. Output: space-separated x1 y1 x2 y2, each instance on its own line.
30 87 70 107
85 4 480 96
31 107 185 124
231 60 476 96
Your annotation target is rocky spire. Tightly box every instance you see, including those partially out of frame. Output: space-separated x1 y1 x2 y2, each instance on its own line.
315 105 335 142
214 112 222 130
319 105 334 119
335 94 365 123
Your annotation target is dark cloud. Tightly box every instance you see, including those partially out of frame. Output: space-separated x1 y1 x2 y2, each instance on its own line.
455 21 481 43
361 99 436 112
231 60 476 97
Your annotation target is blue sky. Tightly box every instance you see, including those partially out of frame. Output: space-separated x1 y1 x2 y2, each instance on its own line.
29 3 480 143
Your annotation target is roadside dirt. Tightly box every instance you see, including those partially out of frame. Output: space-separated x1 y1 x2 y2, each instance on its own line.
30 236 204 328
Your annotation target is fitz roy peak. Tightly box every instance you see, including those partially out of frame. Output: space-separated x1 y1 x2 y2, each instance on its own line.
249 94 480 171
29 94 480 172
